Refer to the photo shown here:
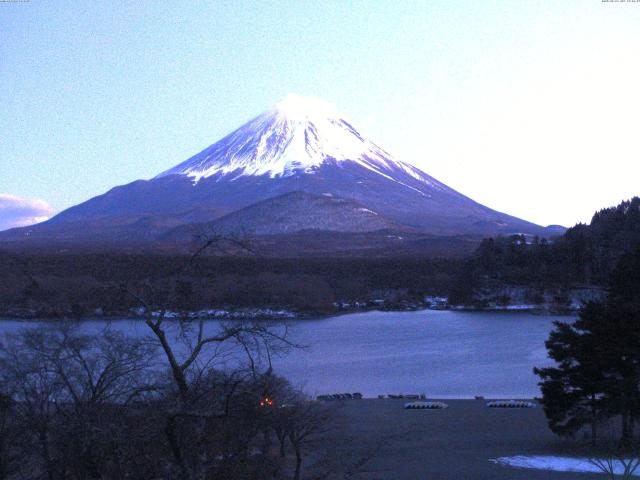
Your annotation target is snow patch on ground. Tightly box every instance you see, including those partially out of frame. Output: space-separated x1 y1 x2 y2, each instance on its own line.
490 455 640 476
357 207 378 215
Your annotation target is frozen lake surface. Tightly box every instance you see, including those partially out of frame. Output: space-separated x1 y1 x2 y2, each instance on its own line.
275 310 562 398
0 310 567 398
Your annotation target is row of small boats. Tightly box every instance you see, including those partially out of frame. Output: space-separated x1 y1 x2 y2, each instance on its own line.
404 399 536 409
316 392 363 400
404 401 448 409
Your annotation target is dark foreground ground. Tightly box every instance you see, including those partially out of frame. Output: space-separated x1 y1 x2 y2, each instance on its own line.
322 399 602 480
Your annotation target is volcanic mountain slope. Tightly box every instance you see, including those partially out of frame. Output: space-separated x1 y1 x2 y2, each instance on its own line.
163 191 400 240
0 95 561 249
159 192 484 258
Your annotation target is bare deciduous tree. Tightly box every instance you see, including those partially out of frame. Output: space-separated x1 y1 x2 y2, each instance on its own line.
119 236 300 480
285 399 331 480
0 393 19 480
0 323 159 480
589 455 640 479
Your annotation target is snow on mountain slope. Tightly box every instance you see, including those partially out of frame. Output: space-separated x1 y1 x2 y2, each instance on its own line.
156 94 446 194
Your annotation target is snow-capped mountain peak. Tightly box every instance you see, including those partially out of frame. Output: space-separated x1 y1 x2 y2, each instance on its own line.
156 94 432 185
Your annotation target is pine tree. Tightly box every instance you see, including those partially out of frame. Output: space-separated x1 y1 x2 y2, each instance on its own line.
534 302 608 445
535 247 640 447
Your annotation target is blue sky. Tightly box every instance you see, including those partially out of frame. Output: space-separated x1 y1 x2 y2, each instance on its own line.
1 0 639 230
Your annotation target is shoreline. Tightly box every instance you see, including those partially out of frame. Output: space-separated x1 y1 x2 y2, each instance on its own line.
318 395 541 401
316 398 601 479
0 304 577 322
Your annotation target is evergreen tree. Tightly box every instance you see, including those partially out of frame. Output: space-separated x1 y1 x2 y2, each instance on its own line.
534 302 608 445
609 246 640 306
535 247 640 447
601 246 640 447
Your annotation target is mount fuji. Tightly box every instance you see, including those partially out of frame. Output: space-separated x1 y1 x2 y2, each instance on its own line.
0 95 562 255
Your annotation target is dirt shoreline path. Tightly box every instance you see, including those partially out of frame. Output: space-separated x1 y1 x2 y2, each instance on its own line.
324 399 602 479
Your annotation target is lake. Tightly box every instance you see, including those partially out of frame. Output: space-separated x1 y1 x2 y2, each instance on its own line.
277 309 564 398
0 309 568 398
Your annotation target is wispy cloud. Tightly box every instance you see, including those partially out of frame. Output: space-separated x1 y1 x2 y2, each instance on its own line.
0 194 55 232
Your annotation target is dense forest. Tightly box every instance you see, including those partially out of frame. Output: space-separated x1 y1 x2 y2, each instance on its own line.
450 197 640 305
0 252 463 318
1 197 638 318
